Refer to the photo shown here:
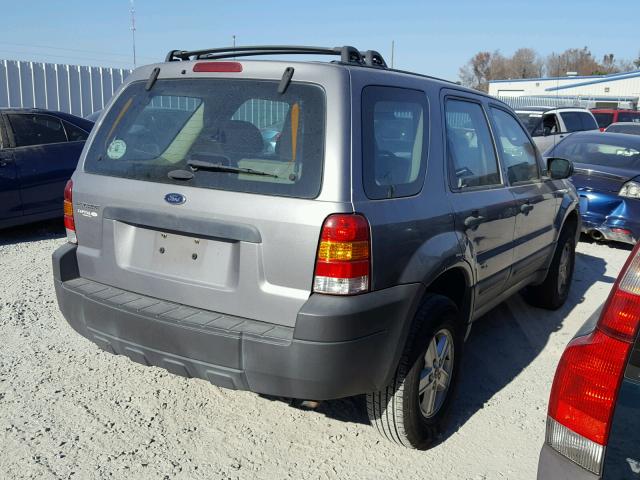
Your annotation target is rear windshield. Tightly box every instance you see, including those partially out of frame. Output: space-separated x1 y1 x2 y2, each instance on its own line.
560 111 598 132
607 124 640 135
84 79 326 198
593 112 614 129
553 136 640 169
618 112 640 123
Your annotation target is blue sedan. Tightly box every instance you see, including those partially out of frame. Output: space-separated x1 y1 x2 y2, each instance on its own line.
546 131 640 244
0 108 93 229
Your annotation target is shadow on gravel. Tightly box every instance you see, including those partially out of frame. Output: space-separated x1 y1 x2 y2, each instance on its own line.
0 219 65 247
442 245 615 443
259 394 370 425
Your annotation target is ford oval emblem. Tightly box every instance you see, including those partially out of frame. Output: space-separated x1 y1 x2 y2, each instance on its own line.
164 193 186 205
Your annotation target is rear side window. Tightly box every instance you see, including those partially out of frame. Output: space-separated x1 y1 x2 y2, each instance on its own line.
491 108 540 183
561 112 598 132
8 114 67 147
362 86 428 199
593 112 614 129
84 79 325 199
445 99 500 189
63 121 88 142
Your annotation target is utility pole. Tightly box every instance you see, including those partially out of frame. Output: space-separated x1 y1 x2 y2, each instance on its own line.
391 40 395 69
130 0 137 68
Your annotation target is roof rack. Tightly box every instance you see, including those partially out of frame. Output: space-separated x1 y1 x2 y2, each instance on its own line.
165 45 388 68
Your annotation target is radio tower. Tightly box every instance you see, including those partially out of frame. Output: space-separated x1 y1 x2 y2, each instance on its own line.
130 0 137 68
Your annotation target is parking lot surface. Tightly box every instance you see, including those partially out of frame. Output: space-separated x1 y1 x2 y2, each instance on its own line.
0 222 632 479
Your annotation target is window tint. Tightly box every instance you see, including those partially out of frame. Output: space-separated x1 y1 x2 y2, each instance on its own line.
618 112 640 123
445 99 500 189
83 79 325 199
491 108 540 183
593 112 614 129
561 112 598 132
63 121 88 142
362 86 428 199
8 114 67 147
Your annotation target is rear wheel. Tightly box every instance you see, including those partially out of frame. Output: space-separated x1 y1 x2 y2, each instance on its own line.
366 294 462 449
524 225 576 310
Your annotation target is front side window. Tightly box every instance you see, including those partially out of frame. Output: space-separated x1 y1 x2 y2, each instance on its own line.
83 79 326 199
8 114 67 147
445 99 500 189
362 86 428 199
491 107 540 184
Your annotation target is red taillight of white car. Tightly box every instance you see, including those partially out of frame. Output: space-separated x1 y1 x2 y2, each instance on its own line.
313 214 371 295
546 243 640 474
63 180 77 244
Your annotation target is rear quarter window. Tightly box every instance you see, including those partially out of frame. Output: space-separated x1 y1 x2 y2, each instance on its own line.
83 78 326 199
361 86 429 199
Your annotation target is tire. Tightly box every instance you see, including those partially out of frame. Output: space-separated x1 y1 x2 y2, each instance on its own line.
524 225 576 310
366 294 462 449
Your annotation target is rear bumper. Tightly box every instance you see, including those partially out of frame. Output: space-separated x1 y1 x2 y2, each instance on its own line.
537 444 601 480
579 194 640 245
53 243 423 400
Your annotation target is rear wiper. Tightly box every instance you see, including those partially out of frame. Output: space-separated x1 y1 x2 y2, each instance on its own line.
187 159 281 179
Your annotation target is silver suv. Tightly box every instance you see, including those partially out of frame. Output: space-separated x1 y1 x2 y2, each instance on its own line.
53 45 580 449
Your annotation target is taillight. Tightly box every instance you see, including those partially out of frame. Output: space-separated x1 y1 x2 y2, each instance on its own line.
313 214 370 295
63 180 77 244
546 243 640 474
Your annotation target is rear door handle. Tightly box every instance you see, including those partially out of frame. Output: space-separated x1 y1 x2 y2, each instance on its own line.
464 214 486 228
520 203 534 214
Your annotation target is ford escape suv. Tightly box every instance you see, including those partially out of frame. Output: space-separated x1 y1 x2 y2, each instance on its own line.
53 45 580 449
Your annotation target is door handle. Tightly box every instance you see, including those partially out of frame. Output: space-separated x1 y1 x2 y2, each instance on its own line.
520 203 534 214
464 214 486 228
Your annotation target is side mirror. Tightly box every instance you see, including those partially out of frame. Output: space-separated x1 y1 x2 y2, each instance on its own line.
543 127 552 137
548 157 573 180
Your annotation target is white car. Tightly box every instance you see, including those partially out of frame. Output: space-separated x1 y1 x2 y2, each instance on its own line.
515 107 599 153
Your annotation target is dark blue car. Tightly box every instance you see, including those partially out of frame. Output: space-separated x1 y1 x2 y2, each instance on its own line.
538 241 640 479
546 131 640 245
0 108 93 229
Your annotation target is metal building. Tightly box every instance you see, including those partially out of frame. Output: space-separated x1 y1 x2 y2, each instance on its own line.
0 59 131 118
488 70 640 110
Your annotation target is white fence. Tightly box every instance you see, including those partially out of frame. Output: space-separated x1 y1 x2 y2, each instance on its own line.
495 95 638 111
0 59 131 118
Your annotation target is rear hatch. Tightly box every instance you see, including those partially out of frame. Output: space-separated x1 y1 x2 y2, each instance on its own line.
72 63 352 327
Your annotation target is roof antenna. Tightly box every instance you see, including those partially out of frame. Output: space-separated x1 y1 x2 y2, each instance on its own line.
130 0 137 68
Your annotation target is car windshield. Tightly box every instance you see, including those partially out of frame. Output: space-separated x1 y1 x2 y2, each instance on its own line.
83 78 326 199
516 112 542 134
553 136 640 169
607 124 640 135
593 112 614 129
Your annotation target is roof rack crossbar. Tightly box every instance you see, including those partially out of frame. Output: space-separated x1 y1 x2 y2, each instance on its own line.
165 45 387 68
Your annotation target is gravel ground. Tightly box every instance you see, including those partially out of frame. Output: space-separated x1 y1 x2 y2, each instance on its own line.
0 221 633 480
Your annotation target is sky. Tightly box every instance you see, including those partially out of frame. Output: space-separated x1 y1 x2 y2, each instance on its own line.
1 0 638 81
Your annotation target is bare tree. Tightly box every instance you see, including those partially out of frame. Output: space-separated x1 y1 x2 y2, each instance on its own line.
509 48 544 78
634 51 640 69
545 47 600 76
459 51 492 92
